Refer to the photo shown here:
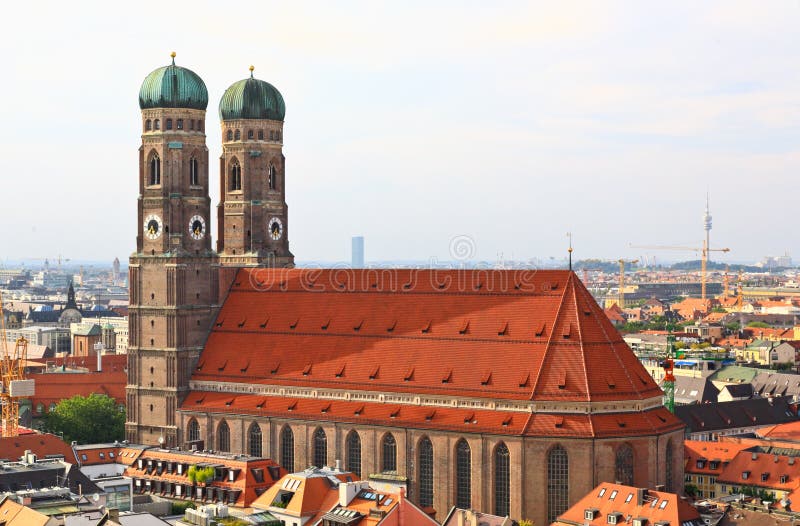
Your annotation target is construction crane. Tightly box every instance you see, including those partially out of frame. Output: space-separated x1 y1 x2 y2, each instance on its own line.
660 334 677 413
617 259 639 308
736 270 744 311
630 242 730 300
0 289 34 437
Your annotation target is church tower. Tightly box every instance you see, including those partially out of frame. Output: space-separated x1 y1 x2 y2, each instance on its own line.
126 54 219 446
216 66 294 267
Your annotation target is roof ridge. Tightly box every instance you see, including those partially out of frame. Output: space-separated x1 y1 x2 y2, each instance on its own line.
569 273 594 436
529 272 571 399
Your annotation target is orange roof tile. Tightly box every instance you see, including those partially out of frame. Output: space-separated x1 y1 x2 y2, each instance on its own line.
684 440 752 476
0 431 77 463
183 391 681 438
0 497 51 526
553 482 701 526
30 368 126 408
191 269 664 404
124 448 285 507
717 450 800 491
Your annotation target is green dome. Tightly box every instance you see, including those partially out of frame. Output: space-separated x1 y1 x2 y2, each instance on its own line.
139 57 208 110
219 70 285 121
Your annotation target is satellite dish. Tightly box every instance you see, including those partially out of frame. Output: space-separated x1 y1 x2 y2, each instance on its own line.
92 493 100 502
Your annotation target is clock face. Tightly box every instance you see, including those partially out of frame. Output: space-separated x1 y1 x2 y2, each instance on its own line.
189 215 206 240
144 214 163 240
268 217 283 241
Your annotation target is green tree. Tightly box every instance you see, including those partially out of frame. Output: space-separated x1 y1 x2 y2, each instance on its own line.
45 393 125 444
747 321 770 328
684 483 698 498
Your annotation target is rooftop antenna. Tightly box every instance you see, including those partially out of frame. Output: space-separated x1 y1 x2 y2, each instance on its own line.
566 232 573 271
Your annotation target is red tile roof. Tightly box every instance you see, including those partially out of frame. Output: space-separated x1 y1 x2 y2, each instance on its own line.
553 482 701 526
30 368 126 410
124 448 285 507
190 269 663 404
0 431 77 463
184 391 680 439
684 440 752 476
717 450 800 492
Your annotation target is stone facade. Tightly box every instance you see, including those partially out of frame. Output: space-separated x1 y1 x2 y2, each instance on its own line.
216 118 293 267
125 106 219 447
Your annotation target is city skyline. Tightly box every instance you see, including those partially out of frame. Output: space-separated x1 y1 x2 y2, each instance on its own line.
1 1 798 262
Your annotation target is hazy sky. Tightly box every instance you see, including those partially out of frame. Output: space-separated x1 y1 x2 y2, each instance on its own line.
1 1 798 265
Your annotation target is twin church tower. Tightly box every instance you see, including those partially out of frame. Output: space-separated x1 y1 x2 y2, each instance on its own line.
127 54 294 445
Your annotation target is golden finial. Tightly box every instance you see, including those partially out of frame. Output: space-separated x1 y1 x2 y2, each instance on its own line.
170 51 176 65
249 65 255 78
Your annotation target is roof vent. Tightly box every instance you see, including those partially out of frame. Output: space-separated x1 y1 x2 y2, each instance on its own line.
369 365 380 380
498 322 509 336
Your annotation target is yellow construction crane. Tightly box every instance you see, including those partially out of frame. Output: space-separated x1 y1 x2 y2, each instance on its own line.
0 290 34 437
618 259 638 308
630 242 730 300
736 270 744 311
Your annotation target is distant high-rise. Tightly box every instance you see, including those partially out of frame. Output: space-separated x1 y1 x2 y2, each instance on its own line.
351 236 365 268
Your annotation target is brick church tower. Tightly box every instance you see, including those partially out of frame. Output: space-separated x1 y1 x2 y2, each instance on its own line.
216 66 294 267
125 54 219 446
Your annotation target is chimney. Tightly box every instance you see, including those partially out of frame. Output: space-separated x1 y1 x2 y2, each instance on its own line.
108 508 120 522
97 348 102 372
637 488 647 506
335 459 341 471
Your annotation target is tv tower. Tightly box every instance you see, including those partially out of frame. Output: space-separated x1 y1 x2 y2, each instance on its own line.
703 193 712 256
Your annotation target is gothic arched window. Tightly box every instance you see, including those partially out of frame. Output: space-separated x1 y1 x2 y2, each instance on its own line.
313 428 327 468
281 426 294 472
190 119 195 131
346 431 361 476
177 118 183 130
230 161 242 191
615 443 634 486
145 119 152 131
198 120 203 132
268 164 276 190
154 119 160 130
217 420 230 452
455 439 471 509
665 439 674 492
166 118 173 130
258 130 264 140
248 129 254 140
149 153 161 185
190 157 199 186
382 434 397 472
248 423 262 457
234 129 241 141
269 130 274 140
494 442 510 517
547 445 569 523
227 129 233 141
187 418 200 442
418 437 434 508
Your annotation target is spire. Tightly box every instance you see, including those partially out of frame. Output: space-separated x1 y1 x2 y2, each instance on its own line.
249 65 255 78
66 281 77 310
170 51 176 65
567 232 573 271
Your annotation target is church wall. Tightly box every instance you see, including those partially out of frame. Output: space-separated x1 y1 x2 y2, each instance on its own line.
178 409 680 525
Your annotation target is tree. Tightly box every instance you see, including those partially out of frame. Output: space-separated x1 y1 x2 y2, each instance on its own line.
747 321 770 328
45 393 125 444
